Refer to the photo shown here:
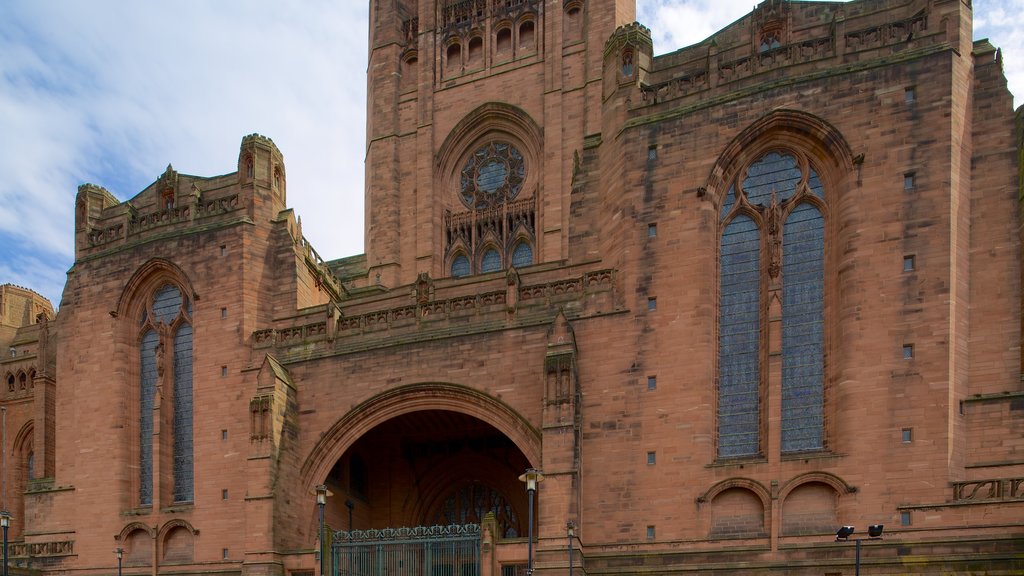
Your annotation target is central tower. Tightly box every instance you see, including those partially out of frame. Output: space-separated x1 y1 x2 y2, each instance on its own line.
364 0 637 288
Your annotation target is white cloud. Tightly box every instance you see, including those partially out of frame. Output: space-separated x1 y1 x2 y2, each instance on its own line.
0 1 1020 307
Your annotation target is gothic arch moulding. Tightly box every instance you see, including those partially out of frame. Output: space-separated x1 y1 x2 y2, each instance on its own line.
113 258 197 320
116 521 156 542
777 470 855 502
703 108 855 212
697 478 771 540
435 101 544 199
300 382 542 494
698 477 772 507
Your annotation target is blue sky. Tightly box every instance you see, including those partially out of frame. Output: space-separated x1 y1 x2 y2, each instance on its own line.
1 0 1021 307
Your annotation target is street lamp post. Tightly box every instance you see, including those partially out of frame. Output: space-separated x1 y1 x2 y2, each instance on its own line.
344 500 354 576
835 524 884 576
566 521 576 576
315 485 333 576
518 468 544 575
0 511 9 576
115 547 123 576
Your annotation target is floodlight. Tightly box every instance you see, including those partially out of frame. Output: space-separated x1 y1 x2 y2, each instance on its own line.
835 525 855 541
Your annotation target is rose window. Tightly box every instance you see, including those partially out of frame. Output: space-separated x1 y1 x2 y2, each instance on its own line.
460 142 525 210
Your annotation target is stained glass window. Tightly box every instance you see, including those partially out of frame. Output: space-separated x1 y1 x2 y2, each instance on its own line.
781 203 824 452
511 242 533 268
718 215 761 458
743 152 801 205
718 148 828 459
138 282 193 506
436 483 521 538
452 255 470 278
481 249 501 273
173 324 194 502
153 284 182 323
139 329 158 506
459 142 525 210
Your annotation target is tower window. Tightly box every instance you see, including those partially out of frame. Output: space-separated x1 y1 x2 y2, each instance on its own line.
446 42 461 73
481 249 502 273
451 254 471 278
511 242 533 268
496 27 512 55
519 20 535 50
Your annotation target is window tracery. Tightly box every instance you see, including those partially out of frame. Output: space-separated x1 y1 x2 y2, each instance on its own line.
718 149 827 458
138 282 194 505
460 142 525 210
435 482 521 538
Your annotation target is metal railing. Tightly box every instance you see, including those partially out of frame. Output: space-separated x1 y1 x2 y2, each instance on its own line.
332 524 481 576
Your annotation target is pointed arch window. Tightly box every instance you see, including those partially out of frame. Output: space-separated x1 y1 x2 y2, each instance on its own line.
511 241 533 268
451 254 471 278
481 248 501 273
138 283 194 505
717 150 827 458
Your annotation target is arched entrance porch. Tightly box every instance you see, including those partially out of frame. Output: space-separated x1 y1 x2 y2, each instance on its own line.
301 384 542 575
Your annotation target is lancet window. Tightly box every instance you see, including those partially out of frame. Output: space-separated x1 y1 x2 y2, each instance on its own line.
138 283 194 505
718 150 827 458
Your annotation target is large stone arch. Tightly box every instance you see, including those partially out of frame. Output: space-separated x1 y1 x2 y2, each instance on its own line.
113 257 197 320
703 108 855 213
300 382 542 495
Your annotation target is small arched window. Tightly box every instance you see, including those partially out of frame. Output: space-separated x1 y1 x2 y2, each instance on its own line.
468 36 484 68
519 20 535 50
446 42 462 73
481 249 501 273
512 242 533 268
622 48 634 77
451 254 471 278
496 27 512 55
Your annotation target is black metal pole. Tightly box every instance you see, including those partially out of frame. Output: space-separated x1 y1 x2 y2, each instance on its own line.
527 487 535 575
855 538 861 576
568 529 573 576
318 500 325 576
2 521 7 576
345 500 354 576
117 552 123 576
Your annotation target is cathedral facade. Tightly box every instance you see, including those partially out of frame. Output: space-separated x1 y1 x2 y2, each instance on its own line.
1 0 1022 574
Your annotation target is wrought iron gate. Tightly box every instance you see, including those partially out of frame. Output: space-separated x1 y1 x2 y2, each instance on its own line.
332 524 481 576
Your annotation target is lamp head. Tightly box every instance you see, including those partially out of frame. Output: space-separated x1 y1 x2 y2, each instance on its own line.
0 510 9 528
314 484 333 506
868 524 884 538
835 526 855 541
567 521 576 538
518 468 545 492
116 548 124 560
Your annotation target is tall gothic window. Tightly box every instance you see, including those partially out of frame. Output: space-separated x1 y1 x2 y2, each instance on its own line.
138 283 194 505
717 150 826 458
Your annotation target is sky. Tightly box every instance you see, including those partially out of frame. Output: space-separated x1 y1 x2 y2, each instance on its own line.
1 1 1021 308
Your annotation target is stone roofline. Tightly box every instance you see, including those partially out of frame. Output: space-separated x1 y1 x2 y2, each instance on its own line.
249 261 619 364
630 0 960 110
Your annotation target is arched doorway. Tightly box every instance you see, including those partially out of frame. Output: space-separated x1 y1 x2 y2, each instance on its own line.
319 410 532 576
320 409 530 533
